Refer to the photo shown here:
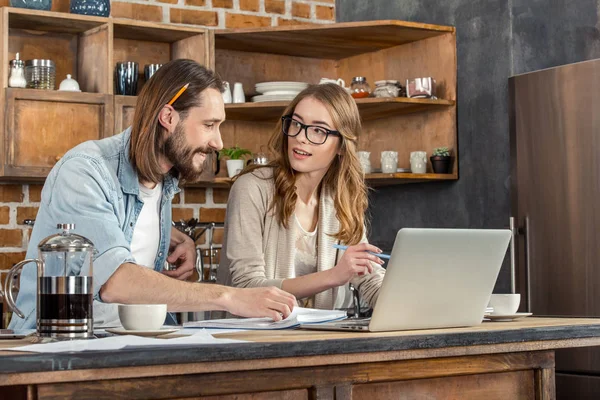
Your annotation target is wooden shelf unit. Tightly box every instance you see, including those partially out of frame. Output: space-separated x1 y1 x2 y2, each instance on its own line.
215 20 458 183
0 9 457 185
0 7 210 179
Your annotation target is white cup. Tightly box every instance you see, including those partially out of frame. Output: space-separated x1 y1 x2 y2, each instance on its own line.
222 81 232 104
118 304 167 331
488 294 520 315
381 151 398 173
410 151 427 174
357 151 372 173
233 82 245 103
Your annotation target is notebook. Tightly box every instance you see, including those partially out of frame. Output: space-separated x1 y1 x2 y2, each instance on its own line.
299 228 512 332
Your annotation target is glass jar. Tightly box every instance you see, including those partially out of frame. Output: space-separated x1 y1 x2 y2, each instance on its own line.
350 76 371 99
25 59 56 90
8 53 26 88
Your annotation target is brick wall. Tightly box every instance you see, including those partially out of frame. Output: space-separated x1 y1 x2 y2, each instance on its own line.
0 0 335 27
0 0 336 273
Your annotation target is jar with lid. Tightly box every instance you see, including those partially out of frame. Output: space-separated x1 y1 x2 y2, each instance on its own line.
25 59 56 90
350 76 371 99
8 52 26 88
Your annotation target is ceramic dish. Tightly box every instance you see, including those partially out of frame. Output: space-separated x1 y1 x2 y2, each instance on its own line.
483 312 532 322
106 327 179 337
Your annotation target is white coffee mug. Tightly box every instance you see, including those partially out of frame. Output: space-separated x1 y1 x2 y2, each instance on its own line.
357 151 372 173
118 304 167 331
319 78 346 87
222 81 232 104
233 82 245 103
381 151 398 173
488 294 521 315
410 151 427 174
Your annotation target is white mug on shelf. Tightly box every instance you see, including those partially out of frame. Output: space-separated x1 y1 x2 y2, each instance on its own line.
357 151 372 173
381 151 398 173
410 151 427 174
233 82 245 103
222 81 232 104
319 78 346 87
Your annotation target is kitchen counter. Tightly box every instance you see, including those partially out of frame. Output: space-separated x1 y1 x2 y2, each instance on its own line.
2 317 600 399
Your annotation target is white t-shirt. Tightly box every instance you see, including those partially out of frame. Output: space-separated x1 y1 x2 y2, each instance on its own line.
294 214 318 277
130 181 163 268
95 181 162 328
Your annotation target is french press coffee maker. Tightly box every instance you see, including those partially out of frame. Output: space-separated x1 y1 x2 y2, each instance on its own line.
4 224 95 339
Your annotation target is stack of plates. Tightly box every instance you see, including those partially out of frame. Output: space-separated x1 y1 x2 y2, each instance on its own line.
252 81 309 103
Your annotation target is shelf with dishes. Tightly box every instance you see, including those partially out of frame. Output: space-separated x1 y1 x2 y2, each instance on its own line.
225 97 454 122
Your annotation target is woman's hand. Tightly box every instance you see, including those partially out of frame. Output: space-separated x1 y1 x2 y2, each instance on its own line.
329 243 384 286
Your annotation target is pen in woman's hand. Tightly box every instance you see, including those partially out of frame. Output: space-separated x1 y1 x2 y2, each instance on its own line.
332 244 391 259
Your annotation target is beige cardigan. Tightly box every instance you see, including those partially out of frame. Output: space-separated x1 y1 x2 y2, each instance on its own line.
217 168 385 309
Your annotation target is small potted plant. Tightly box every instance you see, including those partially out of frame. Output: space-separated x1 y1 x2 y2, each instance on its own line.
430 147 453 174
219 145 251 178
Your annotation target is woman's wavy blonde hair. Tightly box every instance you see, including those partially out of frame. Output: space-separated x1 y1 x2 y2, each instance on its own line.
238 83 368 245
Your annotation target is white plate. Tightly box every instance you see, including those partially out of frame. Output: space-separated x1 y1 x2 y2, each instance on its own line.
260 90 303 96
255 81 309 94
252 94 297 103
106 327 179 337
483 312 532 322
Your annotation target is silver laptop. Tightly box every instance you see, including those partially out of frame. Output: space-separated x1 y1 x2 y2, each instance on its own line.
300 228 511 332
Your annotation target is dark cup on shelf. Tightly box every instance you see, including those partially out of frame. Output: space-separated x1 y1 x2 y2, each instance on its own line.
115 62 138 96
144 64 163 82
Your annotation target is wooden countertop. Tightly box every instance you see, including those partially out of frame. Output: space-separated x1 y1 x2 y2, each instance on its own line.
1 317 600 383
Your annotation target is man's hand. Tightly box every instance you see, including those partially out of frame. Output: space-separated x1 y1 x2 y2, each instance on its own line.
223 287 296 321
162 227 196 281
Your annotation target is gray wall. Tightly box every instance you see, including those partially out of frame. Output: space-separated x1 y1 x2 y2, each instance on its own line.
337 0 600 291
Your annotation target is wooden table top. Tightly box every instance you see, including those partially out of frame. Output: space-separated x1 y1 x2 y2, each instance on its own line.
2 317 600 378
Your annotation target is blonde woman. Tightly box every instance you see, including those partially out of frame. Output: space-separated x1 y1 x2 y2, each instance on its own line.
218 84 385 310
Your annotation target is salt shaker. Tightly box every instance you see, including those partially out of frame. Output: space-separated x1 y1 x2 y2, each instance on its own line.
8 53 26 88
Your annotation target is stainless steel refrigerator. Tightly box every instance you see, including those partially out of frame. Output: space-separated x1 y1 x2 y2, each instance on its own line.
510 59 600 399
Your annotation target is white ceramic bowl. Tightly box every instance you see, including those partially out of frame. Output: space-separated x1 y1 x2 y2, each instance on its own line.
118 304 167 331
488 294 520 315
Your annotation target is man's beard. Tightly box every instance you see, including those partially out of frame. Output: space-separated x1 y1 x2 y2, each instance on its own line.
163 123 212 183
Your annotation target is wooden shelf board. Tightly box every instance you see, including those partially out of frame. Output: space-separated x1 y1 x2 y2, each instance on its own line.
225 97 455 122
6 7 107 34
188 174 457 188
6 88 109 102
113 19 206 42
216 20 454 59
365 172 458 187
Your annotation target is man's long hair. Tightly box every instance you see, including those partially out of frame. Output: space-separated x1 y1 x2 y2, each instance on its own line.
129 59 223 184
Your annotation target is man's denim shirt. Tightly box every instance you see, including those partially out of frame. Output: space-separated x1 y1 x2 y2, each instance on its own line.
9 128 180 329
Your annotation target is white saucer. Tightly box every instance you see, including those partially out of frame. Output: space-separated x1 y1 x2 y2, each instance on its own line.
106 327 179 337
484 312 532 322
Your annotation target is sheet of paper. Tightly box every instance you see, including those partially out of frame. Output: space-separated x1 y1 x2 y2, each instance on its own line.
183 307 347 330
6 330 246 353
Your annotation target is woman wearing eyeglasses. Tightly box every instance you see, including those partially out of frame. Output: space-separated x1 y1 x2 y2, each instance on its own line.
218 83 385 310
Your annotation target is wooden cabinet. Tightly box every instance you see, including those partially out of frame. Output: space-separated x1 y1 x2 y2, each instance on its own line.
1 89 112 177
0 9 457 186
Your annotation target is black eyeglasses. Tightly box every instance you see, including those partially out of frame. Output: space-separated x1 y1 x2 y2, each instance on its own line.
281 116 341 145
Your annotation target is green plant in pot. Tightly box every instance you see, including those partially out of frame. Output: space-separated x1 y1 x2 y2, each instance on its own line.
430 147 453 174
219 146 251 178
